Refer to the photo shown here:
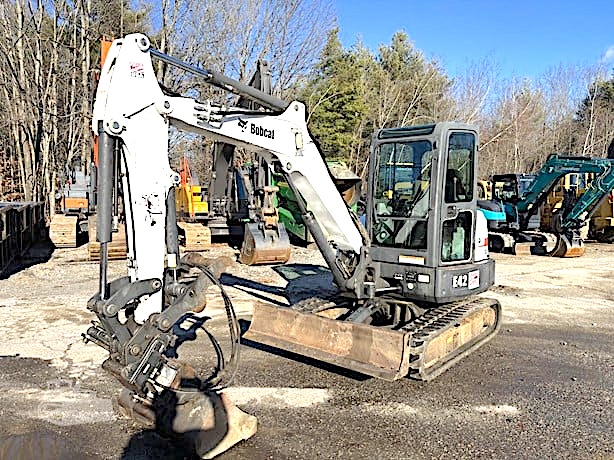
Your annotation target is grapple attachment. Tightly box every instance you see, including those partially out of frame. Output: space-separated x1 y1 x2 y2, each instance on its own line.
244 297 501 381
239 222 291 265
87 254 256 458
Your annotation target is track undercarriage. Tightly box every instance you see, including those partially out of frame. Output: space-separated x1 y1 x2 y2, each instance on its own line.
488 230 584 257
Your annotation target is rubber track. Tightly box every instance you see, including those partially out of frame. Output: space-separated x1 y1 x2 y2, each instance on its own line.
402 298 501 381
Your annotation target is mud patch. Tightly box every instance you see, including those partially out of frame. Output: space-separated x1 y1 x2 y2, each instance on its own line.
490 284 523 296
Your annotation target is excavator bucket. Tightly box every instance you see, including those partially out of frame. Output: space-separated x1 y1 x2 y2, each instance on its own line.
117 388 257 459
549 233 585 257
239 222 291 265
244 298 501 381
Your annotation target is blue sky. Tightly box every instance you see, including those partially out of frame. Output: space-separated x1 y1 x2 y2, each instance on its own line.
335 0 614 79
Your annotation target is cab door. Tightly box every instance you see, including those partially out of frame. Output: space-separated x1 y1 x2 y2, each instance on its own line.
438 129 478 266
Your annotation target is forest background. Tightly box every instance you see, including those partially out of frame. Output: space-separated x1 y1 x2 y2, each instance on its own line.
0 0 612 214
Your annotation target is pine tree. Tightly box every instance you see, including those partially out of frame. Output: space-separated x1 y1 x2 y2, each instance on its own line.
299 29 367 159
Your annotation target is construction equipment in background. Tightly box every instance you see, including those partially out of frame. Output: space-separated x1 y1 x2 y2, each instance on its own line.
49 160 126 258
49 158 91 247
477 179 492 200
540 172 614 243
546 166 614 254
540 172 587 233
275 160 362 244
592 139 614 242
175 156 212 251
589 190 614 242
49 36 127 260
175 60 291 265
203 144 291 265
478 173 540 255
478 155 614 257
215 60 291 266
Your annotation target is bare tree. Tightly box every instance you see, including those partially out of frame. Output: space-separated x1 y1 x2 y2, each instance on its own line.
447 57 499 125
151 0 335 95
479 78 547 177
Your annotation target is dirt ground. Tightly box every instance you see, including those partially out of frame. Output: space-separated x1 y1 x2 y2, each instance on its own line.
0 241 612 459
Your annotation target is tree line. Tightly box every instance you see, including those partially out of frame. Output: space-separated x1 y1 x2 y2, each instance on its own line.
297 29 614 179
0 0 612 214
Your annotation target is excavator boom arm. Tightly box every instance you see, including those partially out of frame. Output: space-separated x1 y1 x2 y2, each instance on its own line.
93 34 367 305
561 162 614 229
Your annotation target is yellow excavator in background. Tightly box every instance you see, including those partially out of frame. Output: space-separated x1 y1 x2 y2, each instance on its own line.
589 191 614 242
540 172 614 242
175 156 212 250
540 173 588 237
477 180 492 200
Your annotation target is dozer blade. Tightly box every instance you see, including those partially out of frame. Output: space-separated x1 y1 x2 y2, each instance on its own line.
244 298 501 381
549 234 585 258
117 388 257 459
239 222 291 265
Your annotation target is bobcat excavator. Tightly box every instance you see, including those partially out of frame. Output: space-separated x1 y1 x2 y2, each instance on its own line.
88 34 501 457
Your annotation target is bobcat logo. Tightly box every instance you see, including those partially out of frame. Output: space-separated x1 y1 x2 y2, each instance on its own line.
238 118 248 131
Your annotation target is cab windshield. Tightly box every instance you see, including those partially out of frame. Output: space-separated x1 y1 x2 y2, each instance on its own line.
373 140 432 249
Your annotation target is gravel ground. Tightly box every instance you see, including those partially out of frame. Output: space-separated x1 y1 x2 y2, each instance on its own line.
0 241 612 459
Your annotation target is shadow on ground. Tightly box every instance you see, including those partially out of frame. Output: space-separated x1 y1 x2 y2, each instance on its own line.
221 263 338 305
0 241 55 280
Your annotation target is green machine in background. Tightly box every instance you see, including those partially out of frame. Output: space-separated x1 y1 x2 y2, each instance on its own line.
275 161 363 244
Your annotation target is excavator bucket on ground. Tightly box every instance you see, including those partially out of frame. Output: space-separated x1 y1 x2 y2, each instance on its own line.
239 222 291 266
549 233 585 257
244 297 501 381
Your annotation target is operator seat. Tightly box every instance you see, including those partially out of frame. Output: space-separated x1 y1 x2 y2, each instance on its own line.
445 169 467 202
